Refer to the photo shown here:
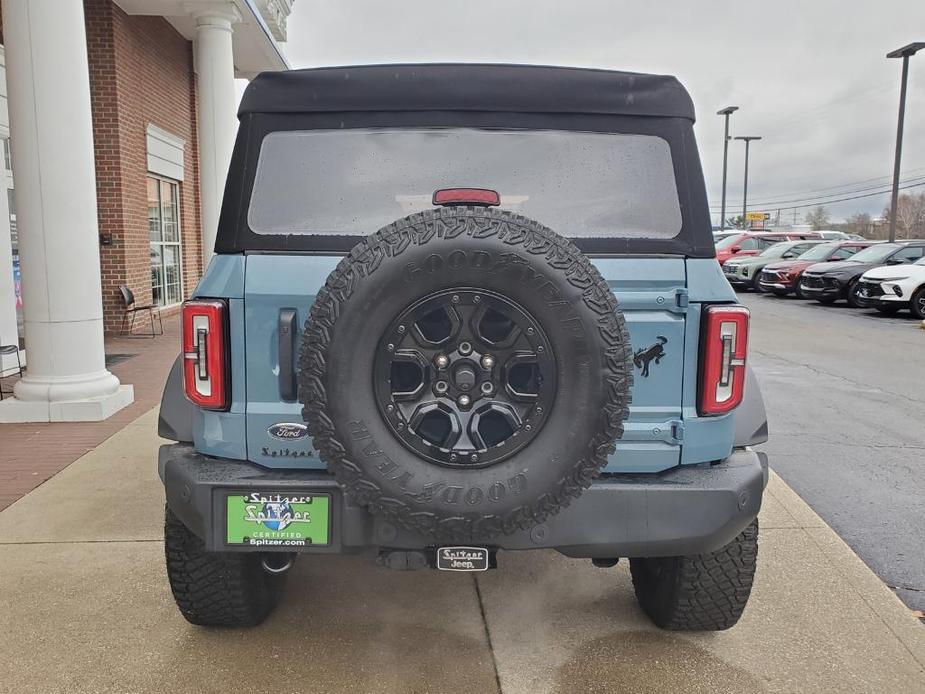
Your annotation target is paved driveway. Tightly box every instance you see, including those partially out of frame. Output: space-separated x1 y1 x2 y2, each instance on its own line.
1 410 923 693
741 292 925 611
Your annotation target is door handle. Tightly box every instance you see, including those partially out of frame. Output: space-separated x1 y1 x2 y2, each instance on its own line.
278 308 298 401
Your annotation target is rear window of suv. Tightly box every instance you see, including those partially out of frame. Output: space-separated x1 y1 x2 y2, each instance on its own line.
247 128 683 240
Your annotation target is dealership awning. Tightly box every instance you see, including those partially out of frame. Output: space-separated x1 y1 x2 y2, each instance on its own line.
114 0 290 78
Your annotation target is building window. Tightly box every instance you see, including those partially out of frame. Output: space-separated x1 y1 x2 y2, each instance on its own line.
7 188 16 250
148 176 182 306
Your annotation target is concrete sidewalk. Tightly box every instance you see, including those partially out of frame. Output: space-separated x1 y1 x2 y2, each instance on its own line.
1 409 923 693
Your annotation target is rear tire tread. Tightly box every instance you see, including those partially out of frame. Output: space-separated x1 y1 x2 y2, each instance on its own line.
164 506 285 627
630 519 758 631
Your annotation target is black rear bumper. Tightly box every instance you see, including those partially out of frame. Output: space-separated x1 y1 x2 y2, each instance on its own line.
160 444 767 559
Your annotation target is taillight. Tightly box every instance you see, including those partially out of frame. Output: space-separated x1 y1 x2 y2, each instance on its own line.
432 188 501 207
182 299 229 410
699 305 749 416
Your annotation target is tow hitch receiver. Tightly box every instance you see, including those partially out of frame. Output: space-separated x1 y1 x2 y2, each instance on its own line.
436 546 492 572
376 547 496 571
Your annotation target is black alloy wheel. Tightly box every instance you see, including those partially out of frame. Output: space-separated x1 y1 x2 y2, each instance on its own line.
373 288 555 468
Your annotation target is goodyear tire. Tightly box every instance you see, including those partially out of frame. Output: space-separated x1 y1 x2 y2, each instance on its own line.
164 506 285 627
630 519 759 631
299 207 632 540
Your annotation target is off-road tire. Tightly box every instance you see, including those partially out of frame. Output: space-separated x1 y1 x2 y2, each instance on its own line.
629 519 759 631
299 207 632 541
164 506 286 627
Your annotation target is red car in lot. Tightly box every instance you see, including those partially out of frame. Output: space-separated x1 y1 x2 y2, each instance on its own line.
758 240 875 297
714 231 822 265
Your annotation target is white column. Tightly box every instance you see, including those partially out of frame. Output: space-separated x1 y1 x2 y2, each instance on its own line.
0 46 23 376
0 0 132 422
0 127 22 376
190 2 240 267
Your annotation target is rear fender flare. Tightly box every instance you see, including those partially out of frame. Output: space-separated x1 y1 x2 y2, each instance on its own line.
158 355 195 443
733 365 768 447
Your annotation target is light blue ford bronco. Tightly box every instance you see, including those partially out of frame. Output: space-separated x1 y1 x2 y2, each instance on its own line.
158 64 769 631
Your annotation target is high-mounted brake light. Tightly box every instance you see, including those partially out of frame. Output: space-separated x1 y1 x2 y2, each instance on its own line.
432 188 501 207
699 305 749 416
182 299 229 410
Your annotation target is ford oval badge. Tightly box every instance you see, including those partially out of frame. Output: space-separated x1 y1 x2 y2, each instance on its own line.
267 423 309 441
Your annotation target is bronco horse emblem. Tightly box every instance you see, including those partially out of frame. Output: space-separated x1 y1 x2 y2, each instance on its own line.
633 336 668 378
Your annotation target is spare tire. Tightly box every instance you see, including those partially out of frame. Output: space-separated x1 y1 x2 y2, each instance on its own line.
299 207 632 540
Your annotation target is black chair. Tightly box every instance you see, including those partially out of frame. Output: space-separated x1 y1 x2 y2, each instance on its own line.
0 337 23 400
119 285 163 338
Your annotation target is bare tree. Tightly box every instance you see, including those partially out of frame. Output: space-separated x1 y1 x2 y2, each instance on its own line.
846 212 872 237
883 192 925 239
725 216 746 230
804 206 830 230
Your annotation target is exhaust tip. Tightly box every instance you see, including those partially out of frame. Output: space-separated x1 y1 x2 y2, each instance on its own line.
261 553 295 574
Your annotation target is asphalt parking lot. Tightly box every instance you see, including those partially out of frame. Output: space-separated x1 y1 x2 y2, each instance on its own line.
742 290 925 612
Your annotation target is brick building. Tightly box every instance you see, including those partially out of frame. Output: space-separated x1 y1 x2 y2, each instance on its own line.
0 0 293 422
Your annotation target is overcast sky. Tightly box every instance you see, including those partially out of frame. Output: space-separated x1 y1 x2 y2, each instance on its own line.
270 0 925 224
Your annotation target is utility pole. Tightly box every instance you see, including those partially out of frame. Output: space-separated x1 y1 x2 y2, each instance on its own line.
735 136 762 227
886 42 924 242
717 106 738 231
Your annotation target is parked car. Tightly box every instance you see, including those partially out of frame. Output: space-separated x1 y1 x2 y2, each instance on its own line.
855 256 925 318
157 64 769 632
799 240 925 307
758 240 875 297
813 230 864 241
723 240 826 291
714 231 821 265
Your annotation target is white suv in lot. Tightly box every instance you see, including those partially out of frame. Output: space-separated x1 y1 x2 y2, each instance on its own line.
855 257 925 318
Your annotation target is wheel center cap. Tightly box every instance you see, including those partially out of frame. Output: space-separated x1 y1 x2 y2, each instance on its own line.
454 362 477 391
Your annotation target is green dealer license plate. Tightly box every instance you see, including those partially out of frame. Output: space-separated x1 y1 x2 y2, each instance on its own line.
226 492 331 547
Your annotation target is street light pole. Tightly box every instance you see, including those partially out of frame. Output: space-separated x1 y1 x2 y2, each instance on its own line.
886 43 925 242
735 136 762 226
717 106 738 231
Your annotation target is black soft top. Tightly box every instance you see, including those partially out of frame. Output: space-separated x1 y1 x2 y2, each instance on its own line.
239 63 696 121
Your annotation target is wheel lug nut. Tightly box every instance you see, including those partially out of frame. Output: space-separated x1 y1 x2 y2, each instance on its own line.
458 342 472 356
458 394 471 407
481 382 493 395
435 354 449 369
481 355 495 369
435 381 448 394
